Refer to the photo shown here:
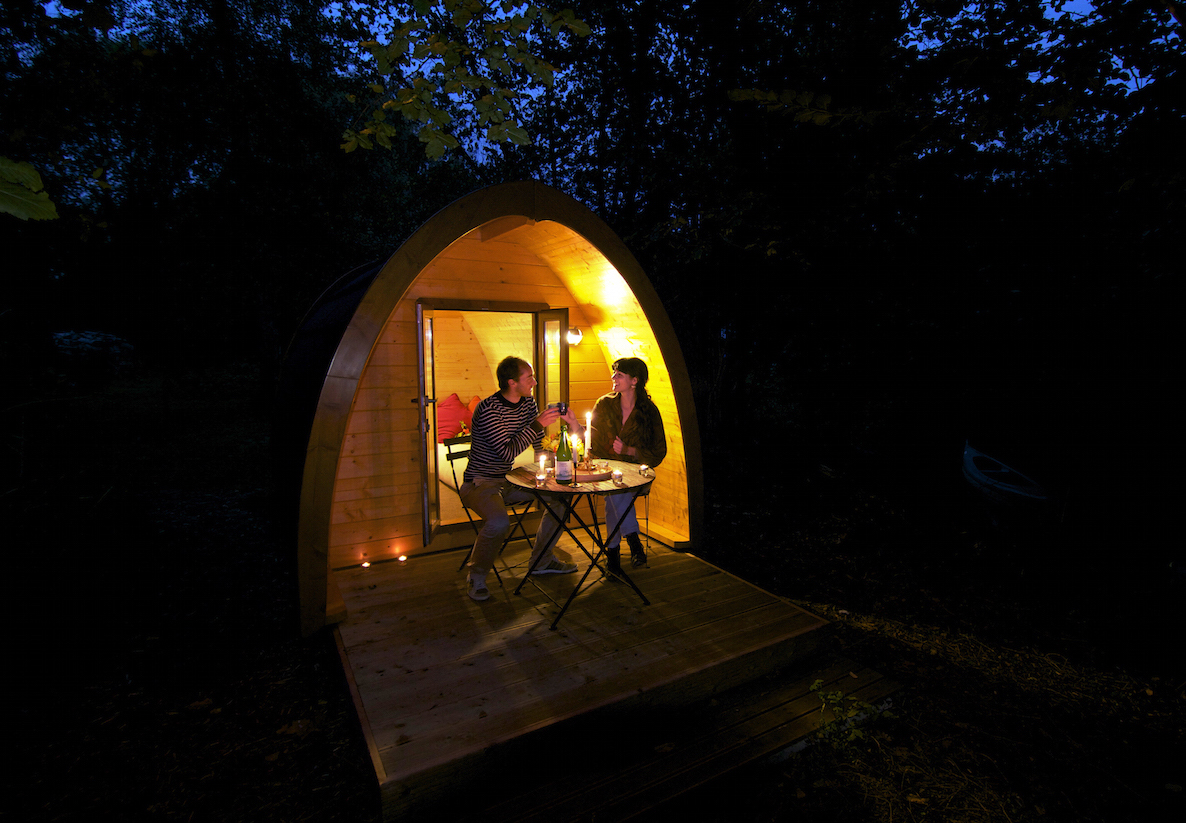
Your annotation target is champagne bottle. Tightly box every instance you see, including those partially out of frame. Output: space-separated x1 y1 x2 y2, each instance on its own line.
555 420 574 484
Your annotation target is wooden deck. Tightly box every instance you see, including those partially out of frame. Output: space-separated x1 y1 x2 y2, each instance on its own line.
332 538 848 821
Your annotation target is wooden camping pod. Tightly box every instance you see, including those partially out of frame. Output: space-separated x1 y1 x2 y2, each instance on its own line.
282 181 704 636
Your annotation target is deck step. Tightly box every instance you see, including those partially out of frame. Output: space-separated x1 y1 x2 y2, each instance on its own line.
471 654 897 823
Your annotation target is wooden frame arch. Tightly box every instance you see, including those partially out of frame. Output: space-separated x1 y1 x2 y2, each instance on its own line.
294 181 703 635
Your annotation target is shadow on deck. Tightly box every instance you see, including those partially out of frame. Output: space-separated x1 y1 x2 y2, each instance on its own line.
332 539 891 821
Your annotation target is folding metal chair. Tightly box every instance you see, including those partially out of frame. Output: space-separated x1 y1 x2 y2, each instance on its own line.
444 435 536 577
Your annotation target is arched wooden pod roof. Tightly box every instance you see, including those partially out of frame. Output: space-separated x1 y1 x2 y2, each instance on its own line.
292 181 703 636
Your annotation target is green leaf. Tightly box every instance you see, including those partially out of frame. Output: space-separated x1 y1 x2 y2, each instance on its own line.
1 158 58 220
1 156 44 190
505 124 531 145
0 178 59 221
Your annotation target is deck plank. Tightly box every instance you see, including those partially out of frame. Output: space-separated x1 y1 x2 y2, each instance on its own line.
333 539 835 821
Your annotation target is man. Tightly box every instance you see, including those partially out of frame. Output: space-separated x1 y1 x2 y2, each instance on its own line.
460 356 578 602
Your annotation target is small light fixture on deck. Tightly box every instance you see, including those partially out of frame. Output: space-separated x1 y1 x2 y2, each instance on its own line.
360 561 371 568
398 555 407 565
566 327 583 345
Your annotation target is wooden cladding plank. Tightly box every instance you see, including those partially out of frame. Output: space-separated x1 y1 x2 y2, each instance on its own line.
434 236 548 267
329 511 423 551
367 342 418 367
377 320 417 346
332 489 424 525
341 429 419 459
336 449 418 479
352 388 421 414
345 409 419 436
419 256 557 287
357 365 418 392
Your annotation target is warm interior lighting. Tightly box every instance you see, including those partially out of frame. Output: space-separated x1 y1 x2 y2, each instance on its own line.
566 327 583 345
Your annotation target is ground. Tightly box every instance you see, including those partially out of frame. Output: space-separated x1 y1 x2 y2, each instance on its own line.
6 366 1184 822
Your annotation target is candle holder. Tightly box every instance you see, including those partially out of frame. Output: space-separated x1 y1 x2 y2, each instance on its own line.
535 472 547 488
611 469 624 485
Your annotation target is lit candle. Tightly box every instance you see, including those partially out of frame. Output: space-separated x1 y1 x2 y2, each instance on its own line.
585 411 592 463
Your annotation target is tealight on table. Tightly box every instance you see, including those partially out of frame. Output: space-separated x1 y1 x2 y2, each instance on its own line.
504 459 655 629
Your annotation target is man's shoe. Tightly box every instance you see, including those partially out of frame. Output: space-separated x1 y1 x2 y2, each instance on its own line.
531 558 578 575
467 573 490 601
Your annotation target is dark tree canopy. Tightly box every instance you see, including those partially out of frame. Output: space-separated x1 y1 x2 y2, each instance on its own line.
1 1 1179 500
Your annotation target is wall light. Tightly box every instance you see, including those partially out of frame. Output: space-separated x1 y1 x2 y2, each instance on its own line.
566 327 583 345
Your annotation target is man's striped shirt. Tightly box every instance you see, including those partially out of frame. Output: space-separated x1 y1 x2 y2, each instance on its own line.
464 391 542 482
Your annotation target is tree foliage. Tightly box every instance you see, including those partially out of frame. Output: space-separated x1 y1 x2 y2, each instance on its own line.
1 0 1179 473
337 1 590 158
1 0 478 368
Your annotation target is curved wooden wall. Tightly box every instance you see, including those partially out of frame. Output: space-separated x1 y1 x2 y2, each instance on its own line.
298 182 703 635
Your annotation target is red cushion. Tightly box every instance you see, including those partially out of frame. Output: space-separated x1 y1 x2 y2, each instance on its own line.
436 393 471 442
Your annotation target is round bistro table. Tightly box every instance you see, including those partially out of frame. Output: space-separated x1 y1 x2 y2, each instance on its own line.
505 459 655 629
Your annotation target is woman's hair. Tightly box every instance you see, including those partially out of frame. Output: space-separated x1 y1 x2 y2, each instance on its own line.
613 357 650 397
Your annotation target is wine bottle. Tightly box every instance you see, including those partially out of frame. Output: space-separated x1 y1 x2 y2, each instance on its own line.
555 420 574 484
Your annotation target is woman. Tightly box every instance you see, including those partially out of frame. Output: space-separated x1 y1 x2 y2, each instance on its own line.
589 357 666 572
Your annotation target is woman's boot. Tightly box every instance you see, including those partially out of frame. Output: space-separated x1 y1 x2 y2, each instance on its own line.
605 546 623 577
627 533 647 567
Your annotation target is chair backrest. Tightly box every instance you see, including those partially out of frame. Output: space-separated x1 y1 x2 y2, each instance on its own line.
443 435 471 490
